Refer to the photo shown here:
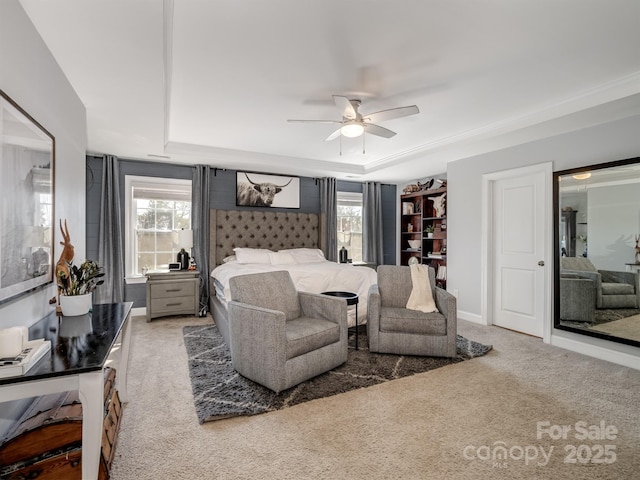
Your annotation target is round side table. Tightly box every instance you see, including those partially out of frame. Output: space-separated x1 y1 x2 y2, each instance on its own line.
321 291 359 350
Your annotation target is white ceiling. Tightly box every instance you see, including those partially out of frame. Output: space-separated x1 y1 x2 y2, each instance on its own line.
19 0 640 183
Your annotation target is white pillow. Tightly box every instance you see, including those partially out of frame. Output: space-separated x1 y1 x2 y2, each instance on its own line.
280 248 326 264
406 264 438 313
269 251 296 265
233 247 273 264
222 255 237 263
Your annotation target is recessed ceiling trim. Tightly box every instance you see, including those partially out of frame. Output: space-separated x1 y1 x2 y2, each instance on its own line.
363 72 640 172
164 141 366 176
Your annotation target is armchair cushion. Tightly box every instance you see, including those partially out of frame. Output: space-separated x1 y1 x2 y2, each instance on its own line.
286 317 340 359
601 283 635 295
379 307 446 335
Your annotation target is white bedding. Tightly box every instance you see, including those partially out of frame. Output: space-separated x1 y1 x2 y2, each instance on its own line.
211 260 377 326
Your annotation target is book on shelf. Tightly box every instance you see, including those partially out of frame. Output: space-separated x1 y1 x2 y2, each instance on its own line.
0 339 51 379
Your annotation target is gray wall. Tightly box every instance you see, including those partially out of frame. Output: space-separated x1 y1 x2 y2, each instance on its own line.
0 0 88 437
87 159 396 307
447 113 640 358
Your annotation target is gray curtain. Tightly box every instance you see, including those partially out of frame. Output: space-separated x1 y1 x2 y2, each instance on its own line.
96 154 124 303
363 181 384 265
192 165 211 316
318 177 337 261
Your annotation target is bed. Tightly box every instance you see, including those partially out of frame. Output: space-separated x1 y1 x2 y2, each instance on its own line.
208 209 377 349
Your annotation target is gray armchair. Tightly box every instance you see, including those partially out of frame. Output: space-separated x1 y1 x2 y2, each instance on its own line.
228 270 348 393
367 265 457 358
560 257 640 309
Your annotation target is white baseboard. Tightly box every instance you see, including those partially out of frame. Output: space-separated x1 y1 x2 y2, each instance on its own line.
457 310 485 325
551 333 640 370
131 307 146 317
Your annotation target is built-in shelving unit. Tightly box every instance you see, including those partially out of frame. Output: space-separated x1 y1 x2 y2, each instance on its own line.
400 186 447 287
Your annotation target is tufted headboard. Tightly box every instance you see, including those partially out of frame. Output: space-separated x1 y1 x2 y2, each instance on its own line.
209 209 322 267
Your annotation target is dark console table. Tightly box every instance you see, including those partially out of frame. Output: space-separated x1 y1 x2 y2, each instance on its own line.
0 302 133 480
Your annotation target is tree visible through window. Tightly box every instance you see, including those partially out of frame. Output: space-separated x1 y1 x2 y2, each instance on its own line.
337 192 363 262
125 176 191 277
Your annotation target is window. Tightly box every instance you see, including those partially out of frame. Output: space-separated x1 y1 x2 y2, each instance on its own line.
125 176 191 280
337 191 363 262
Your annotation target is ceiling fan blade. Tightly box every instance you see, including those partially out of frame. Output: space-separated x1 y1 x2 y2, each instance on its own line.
364 123 396 138
324 128 343 142
333 95 357 120
287 119 341 124
363 105 419 123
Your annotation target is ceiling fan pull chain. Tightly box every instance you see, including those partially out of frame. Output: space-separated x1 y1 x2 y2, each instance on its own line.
339 133 342 156
363 133 366 154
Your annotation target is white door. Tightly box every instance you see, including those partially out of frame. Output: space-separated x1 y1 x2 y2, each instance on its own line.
491 168 548 337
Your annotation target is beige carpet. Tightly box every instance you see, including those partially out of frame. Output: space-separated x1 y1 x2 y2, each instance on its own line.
590 314 640 343
110 315 640 480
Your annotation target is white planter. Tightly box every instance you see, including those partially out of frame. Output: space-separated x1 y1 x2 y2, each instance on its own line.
59 293 92 316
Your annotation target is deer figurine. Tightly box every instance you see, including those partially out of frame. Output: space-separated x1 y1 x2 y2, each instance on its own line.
55 219 75 304
635 234 640 264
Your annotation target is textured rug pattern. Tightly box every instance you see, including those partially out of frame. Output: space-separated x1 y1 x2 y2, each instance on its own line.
183 324 492 423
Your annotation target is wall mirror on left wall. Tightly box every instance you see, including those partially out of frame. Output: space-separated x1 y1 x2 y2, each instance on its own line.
0 90 55 304
554 156 640 348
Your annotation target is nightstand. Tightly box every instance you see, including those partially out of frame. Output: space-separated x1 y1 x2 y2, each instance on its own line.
145 271 200 322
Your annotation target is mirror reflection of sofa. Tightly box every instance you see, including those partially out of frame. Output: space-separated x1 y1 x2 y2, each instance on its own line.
560 257 640 310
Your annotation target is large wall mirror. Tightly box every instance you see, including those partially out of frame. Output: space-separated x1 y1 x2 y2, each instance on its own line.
554 156 640 348
0 90 55 304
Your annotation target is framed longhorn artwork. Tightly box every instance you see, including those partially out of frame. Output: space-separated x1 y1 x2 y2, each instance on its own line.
236 171 300 209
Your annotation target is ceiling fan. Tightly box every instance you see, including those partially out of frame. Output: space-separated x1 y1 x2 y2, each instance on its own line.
288 95 419 142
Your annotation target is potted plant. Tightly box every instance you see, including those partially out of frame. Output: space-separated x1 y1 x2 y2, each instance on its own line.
57 260 105 316
424 225 435 238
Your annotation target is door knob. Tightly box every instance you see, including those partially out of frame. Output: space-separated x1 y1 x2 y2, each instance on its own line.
538 260 545 266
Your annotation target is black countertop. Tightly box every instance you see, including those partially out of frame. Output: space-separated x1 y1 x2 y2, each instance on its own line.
0 302 132 386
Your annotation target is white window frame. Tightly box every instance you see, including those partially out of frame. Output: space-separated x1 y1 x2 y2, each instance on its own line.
336 191 363 262
124 175 192 284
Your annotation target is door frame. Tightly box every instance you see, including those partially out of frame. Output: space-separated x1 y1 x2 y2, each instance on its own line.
480 162 553 343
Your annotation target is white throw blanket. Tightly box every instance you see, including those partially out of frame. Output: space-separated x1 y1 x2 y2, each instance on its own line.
406 264 437 313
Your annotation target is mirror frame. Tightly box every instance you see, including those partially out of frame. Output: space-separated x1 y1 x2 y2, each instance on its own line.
0 90 55 304
553 156 640 348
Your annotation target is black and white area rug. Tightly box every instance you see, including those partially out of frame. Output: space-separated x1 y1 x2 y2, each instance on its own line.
183 324 492 423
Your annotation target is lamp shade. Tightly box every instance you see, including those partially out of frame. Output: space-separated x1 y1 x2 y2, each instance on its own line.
178 229 193 249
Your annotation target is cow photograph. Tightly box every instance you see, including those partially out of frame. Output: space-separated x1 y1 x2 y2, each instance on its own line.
236 172 300 208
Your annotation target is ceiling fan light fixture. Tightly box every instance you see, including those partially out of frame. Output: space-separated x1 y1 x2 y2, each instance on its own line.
341 122 364 138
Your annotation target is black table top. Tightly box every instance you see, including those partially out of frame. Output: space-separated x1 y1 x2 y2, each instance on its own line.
321 291 359 305
0 302 132 386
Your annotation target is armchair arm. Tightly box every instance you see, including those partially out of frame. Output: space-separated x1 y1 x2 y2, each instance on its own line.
563 269 603 307
367 284 381 350
227 300 287 375
299 292 348 330
435 287 457 338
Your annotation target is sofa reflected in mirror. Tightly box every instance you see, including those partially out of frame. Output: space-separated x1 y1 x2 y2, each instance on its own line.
554 157 640 347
